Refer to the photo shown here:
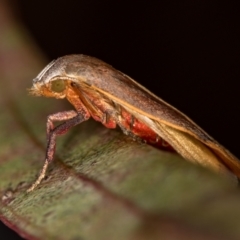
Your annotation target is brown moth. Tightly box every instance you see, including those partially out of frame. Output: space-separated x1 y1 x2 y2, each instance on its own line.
28 54 240 191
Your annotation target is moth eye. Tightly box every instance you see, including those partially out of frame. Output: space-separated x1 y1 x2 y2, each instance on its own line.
51 80 66 93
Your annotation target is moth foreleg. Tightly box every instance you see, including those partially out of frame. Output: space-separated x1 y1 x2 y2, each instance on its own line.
27 110 90 192
46 110 78 136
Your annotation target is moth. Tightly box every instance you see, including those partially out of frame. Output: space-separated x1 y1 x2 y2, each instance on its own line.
28 54 240 191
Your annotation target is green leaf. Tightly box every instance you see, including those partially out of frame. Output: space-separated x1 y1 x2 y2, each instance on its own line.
1 99 240 240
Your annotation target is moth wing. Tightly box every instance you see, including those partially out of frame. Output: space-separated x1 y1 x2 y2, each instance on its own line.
97 79 240 178
65 56 240 178
123 105 240 180
91 81 240 179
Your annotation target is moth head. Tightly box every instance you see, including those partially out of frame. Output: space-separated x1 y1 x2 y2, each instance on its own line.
29 78 68 99
28 55 87 99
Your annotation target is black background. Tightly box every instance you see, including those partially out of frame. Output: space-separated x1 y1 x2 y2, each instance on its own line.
1 1 240 239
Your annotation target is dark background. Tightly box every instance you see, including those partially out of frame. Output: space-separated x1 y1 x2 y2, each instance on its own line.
2 1 240 239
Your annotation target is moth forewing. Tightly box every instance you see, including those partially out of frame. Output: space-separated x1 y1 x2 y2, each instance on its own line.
121 104 235 178
155 123 234 175
204 141 240 178
90 81 240 179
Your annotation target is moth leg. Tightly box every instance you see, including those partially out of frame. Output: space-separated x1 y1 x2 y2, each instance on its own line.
129 115 135 131
120 125 145 143
46 110 78 136
101 112 117 129
116 116 144 143
27 109 90 192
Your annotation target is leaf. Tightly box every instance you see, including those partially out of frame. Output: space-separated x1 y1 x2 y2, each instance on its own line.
1 4 240 240
1 101 240 240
